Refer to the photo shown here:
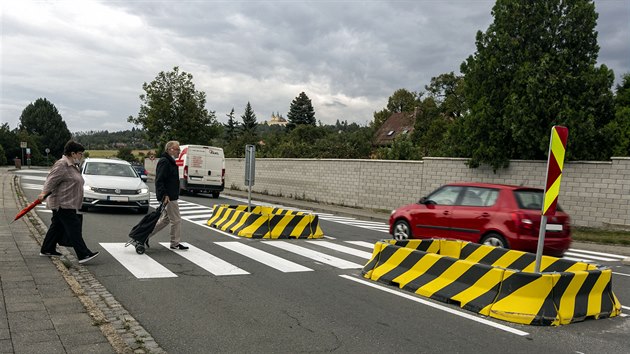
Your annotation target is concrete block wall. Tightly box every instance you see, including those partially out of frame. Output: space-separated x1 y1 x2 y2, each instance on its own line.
146 156 630 229
223 159 426 210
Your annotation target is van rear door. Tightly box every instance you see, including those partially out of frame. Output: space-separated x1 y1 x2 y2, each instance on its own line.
185 145 224 187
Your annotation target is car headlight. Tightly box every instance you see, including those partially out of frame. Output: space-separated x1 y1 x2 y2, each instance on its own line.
83 185 92 191
391 210 396 215
139 188 149 194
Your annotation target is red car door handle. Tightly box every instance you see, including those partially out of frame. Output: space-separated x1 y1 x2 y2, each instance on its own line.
443 211 450 215
481 212 490 217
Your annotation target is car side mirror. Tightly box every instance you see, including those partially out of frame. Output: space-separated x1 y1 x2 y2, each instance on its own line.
419 197 436 205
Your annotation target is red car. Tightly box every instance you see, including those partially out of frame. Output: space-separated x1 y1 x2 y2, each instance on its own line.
389 182 572 257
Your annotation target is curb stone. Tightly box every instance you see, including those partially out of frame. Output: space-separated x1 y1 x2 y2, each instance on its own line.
12 174 167 354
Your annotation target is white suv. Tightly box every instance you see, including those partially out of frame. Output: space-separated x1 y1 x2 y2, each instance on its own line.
80 158 151 213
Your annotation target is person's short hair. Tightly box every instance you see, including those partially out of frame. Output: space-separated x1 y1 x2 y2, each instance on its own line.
164 140 180 151
63 140 85 156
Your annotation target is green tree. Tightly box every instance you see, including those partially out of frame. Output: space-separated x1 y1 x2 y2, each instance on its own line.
387 88 419 113
287 92 316 128
375 134 421 160
0 123 20 164
19 98 71 158
605 73 630 156
236 102 259 149
0 145 7 165
241 102 258 134
371 108 391 131
15 130 44 165
412 97 450 157
425 73 466 118
371 88 420 131
116 147 136 162
459 0 615 170
128 66 221 148
224 108 239 141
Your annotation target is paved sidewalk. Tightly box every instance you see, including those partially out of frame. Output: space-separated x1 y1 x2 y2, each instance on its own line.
0 168 164 354
0 168 116 353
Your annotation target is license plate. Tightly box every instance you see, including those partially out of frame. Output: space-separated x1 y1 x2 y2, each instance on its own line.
546 224 563 232
109 196 128 202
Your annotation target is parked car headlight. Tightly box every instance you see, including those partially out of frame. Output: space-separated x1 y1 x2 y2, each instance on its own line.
139 188 149 194
83 185 92 191
391 210 396 215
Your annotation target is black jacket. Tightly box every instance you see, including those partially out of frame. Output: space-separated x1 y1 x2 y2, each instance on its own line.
155 152 179 202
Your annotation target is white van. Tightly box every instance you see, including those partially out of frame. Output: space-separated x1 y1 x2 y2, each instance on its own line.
176 145 225 198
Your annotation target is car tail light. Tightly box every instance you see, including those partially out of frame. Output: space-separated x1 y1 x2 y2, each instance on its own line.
512 212 534 234
221 168 225 181
184 166 189 179
144 169 148 175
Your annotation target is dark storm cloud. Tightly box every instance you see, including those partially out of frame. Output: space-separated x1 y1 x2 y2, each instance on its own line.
1 0 627 132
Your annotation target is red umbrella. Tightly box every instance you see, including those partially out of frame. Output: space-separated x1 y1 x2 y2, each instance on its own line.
13 192 51 223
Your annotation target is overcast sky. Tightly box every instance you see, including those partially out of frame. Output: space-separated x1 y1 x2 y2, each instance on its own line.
1 0 629 133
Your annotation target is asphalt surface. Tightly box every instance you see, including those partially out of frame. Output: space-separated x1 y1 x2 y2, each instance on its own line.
2 166 629 353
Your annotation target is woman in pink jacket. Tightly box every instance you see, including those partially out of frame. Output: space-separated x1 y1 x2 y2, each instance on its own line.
39 140 99 264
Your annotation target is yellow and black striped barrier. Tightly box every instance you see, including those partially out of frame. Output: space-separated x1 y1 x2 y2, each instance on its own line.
362 239 621 326
207 205 324 239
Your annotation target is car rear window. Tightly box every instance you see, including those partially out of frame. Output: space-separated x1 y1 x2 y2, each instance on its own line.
513 189 563 211
514 190 543 210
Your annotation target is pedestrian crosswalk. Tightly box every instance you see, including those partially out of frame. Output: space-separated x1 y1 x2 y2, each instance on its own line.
100 239 372 278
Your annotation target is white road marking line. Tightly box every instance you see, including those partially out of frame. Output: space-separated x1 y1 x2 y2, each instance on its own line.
100 243 177 279
262 241 364 269
14 169 50 174
340 275 530 336
337 220 389 226
204 225 241 239
215 242 313 272
320 216 360 222
21 183 44 190
185 214 214 220
306 240 373 259
561 256 595 263
345 241 376 249
180 209 212 215
179 206 207 211
563 251 618 262
567 248 628 260
158 242 249 276
18 175 47 181
613 272 630 277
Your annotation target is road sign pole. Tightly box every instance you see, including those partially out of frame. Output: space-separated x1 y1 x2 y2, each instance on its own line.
534 125 568 273
244 145 256 212
534 216 547 272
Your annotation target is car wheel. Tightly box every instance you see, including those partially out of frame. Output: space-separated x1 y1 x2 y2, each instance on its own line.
138 207 149 214
212 191 220 198
393 220 411 240
481 233 507 249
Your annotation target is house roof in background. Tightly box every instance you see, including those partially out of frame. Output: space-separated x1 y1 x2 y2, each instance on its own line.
374 111 416 146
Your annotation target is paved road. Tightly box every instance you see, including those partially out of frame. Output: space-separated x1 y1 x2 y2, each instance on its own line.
15 168 630 353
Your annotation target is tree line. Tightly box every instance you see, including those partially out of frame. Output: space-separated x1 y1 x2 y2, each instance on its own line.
1 0 628 169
